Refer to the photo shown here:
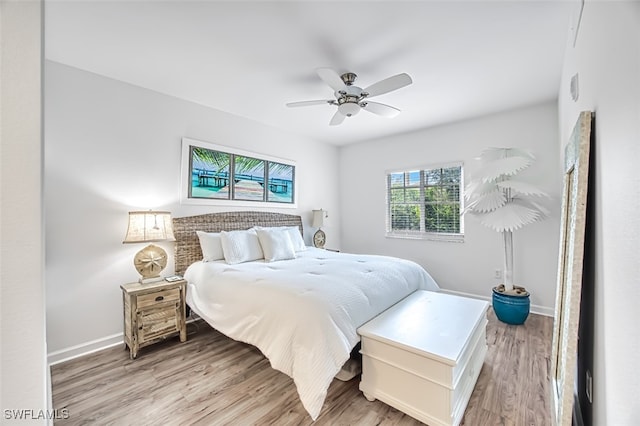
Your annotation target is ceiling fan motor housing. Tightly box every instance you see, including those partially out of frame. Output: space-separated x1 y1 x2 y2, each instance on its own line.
336 84 364 99
340 72 358 85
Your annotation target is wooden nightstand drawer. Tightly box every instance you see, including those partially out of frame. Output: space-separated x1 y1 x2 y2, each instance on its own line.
137 288 180 308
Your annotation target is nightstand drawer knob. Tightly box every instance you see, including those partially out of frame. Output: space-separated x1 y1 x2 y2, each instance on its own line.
155 296 164 302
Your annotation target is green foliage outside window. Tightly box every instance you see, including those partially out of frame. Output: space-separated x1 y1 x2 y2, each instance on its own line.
388 165 462 235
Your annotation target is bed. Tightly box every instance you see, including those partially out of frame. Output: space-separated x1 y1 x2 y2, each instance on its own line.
173 211 440 420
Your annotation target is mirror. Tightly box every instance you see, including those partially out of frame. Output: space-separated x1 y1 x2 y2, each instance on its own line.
550 111 592 425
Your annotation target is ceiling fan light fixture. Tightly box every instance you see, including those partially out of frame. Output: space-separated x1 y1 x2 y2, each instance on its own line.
338 102 360 117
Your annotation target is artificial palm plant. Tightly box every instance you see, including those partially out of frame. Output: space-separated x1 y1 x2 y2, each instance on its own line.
464 147 549 295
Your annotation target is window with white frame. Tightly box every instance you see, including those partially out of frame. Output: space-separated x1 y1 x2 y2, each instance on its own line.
386 163 464 241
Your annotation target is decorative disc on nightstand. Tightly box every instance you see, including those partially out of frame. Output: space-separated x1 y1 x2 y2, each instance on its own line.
313 229 326 248
133 244 168 280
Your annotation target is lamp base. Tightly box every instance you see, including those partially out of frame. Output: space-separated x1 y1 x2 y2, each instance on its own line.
313 229 326 248
139 276 164 284
133 244 169 284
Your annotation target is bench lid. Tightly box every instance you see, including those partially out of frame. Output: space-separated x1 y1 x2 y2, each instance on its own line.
357 290 489 365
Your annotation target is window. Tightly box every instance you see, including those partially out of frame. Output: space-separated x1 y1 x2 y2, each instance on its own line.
386 163 463 241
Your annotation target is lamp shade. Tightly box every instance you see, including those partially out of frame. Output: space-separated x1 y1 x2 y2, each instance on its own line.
123 211 176 243
312 209 325 228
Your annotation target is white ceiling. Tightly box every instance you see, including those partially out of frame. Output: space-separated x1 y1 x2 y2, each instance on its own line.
44 0 574 146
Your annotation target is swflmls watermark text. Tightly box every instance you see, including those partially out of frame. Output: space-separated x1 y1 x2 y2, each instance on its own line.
3 409 70 420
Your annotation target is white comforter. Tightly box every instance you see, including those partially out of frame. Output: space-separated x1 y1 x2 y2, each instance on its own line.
184 248 439 420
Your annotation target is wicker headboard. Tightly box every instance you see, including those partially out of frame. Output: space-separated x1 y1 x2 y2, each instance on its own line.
172 211 303 275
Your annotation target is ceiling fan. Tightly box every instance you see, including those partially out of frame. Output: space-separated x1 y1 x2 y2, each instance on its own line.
286 68 413 126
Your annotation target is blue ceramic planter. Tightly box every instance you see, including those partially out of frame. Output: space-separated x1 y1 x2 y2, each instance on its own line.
492 287 530 325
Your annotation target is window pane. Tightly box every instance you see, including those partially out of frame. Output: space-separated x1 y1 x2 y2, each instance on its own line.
451 203 461 231
442 166 461 184
405 187 421 202
425 185 459 203
424 204 438 232
390 173 404 187
424 202 460 233
233 155 265 201
446 185 460 201
425 187 445 202
390 188 405 203
426 169 442 185
267 161 294 203
391 204 420 231
189 146 231 200
407 170 421 186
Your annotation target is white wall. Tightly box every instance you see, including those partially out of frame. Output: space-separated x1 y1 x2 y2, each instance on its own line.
44 61 340 361
339 102 562 312
558 2 640 424
1 0 49 423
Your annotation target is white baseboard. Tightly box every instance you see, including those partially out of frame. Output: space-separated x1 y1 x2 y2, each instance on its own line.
47 315 203 366
48 332 124 366
439 288 555 317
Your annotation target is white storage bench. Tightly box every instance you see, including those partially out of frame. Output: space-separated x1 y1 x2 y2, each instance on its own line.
358 290 489 426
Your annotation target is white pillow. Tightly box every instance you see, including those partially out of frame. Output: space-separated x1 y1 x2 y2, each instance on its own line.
220 229 264 264
196 231 225 262
255 228 296 262
254 226 306 252
284 226 307 252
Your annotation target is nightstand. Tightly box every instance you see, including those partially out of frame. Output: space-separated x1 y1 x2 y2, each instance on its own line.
121 279 187 359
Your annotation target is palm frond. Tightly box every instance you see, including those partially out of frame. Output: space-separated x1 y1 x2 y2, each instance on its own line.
477 147 536 162
477 156 535 182
516 197 550 217
478 199 547 232
269 162 293 176
235 156 265 174
192 147 230 169
465 180 499 198
465 189 506 213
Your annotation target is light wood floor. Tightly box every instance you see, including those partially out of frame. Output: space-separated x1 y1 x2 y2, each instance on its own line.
51 309 553 425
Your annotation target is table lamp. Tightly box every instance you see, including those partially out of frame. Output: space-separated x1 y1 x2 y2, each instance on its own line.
123 210 176 283
312 209 327 248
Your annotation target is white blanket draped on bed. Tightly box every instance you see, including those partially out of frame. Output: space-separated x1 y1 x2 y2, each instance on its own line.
184 248 440 420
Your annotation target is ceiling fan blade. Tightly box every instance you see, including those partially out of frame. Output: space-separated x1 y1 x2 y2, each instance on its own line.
286 100 331 108
362 101 401 118
364 73 412 98
329 110 346 126
317 68 346 91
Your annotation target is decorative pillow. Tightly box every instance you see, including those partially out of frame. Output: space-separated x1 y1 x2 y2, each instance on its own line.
255 228 296 262
196 231 224 262
220 229 264 264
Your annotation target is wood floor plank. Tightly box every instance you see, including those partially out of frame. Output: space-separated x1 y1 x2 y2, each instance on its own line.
51 308 553 425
